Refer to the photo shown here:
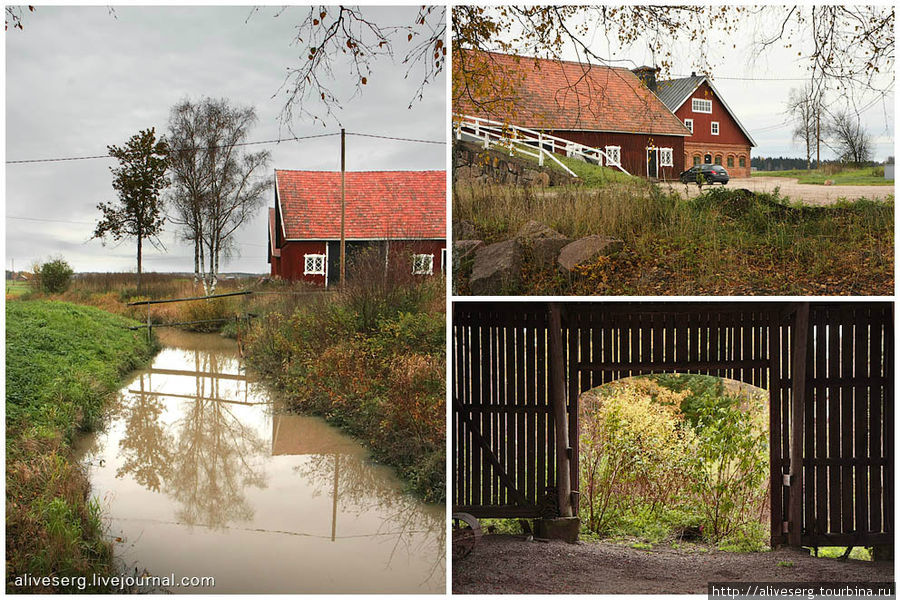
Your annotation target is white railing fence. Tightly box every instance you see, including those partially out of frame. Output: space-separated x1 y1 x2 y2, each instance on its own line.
453 113 630 176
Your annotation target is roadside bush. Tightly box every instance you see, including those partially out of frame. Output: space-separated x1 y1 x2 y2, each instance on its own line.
34 257 74 294
244 276 446 503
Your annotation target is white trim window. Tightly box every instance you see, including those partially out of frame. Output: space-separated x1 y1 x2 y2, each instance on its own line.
440 248 447 272
684 118 694 134
692 98 712 114
412 253 434 275
604 145 621 166
303 253 326 275
659 147 674 167
711 121 720 135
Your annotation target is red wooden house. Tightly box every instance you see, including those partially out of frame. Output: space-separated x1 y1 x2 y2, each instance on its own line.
454 50 692 179
268 170 446 286
654 72 756 178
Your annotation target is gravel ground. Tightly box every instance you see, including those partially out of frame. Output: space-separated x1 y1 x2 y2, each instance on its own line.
662 177 894 206
453 535 893 595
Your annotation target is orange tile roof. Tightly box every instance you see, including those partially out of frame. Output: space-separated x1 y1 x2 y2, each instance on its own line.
455 50 690 137
275 170 446 240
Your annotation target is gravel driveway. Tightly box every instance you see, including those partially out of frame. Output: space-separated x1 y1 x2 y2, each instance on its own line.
663 176 894 206
454 535 894 595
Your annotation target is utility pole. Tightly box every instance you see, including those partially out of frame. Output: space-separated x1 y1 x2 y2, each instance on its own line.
340 129 346 288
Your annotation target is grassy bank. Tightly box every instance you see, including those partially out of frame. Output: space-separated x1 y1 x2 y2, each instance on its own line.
454 183 893 295
753 167 893 186
6 300 157 592
244 275 446 503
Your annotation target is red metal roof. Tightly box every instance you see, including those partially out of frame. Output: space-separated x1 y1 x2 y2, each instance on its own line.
455 50 690 137
275 170 446 240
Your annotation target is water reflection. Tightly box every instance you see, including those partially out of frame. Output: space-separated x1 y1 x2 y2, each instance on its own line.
77 330 444 593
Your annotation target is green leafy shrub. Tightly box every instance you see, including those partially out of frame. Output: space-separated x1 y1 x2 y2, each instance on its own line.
35 258 74 294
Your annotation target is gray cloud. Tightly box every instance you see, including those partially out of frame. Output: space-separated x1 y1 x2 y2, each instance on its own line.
6 6 446 274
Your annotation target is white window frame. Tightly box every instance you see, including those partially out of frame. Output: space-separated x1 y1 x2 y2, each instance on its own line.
440 248 447 272
711 121 720 135
659 147 674 167
303 253 326 275
684 118 694 134
604 145 621 167
692 98 712 114
412 253 434 275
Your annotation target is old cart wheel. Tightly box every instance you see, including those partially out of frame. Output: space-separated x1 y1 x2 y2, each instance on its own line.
452 512 482 561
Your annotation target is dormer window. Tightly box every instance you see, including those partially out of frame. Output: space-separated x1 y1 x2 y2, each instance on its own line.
692 98 712 114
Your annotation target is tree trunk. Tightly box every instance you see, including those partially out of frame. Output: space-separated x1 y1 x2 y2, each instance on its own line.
136 232 143 293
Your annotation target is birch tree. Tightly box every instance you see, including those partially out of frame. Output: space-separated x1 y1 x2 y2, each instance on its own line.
167 98 271 294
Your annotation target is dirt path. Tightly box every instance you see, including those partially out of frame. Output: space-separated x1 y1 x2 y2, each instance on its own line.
453 535 893 594
663 177 894 206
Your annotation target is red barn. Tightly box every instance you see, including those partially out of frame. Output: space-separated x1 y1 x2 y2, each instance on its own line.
269 170 446 286
654 73 756 178
454 50 692 180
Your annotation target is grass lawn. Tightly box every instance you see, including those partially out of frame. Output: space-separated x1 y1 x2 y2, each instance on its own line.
6 300 157 592
454 183 894 295
6 280 31 297
752 167 893 186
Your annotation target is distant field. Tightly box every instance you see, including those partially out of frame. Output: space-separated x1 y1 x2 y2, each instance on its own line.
753 167 894 186
6 280 30 296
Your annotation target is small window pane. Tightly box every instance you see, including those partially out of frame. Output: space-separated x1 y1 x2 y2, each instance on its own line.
739 156 746 167
727 156 734 167
412 253 433 275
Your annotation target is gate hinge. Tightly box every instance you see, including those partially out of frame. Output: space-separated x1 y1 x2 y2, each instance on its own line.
783 474 791 487
782 521 790 534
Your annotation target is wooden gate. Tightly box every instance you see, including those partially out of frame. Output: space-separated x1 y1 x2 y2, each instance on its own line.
452 301 893 548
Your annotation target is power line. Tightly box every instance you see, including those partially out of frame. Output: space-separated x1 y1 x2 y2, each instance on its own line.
7 130 443 165
7 215 96 225
347 132 445 145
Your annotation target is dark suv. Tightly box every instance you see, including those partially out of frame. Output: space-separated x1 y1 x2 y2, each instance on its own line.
679 164 729 185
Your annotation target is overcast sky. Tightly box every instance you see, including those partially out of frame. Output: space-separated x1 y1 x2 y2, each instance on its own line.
486 7 894 163
5 6 446 274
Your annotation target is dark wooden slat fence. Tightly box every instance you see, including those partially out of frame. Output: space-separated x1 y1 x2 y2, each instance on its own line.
452 302 893 548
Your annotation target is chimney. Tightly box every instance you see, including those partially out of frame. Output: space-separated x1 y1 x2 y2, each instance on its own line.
691 71 697 77
632 65 660 93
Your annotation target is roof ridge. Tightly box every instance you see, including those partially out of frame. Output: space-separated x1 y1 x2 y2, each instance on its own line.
275 169 445 174
474 48 636 74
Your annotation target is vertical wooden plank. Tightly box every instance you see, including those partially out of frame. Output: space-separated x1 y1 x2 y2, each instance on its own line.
502 322 514 507
814 309 828 536
803 310 815 537
548 303 572 517
568 309 580 516
470 319 482 509
828 310 842 534
515 320 527 508
882 304 893 534
869 309 883 532
483 319 494 507
854 306 870 537
788 303 809 546
536 318 547 505
526 319 537 508
769 315 784 546
840 311 854 533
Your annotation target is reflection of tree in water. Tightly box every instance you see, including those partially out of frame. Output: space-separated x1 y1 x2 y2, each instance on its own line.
116 348 268 530
295 452 445 583
116 376 174 492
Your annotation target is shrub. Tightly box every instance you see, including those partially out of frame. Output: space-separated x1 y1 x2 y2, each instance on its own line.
35 257 74 294
579 384 693 535
688 394 768 542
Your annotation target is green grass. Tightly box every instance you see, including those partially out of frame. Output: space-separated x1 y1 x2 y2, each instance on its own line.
552 155 637 186
6 280 31 297
6 300 157 592
454 183 893 295
753 167 893 185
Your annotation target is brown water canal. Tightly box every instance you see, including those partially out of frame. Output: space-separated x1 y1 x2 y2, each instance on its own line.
76 330 445 594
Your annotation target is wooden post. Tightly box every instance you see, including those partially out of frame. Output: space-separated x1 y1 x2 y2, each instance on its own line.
788 302 810 546
548 303 572 517
340 128 346 288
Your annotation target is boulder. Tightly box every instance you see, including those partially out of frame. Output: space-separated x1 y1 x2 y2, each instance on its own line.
557 235 624 272
453 239 484 262
516 220 565 241
469 239 524 295
453 220 478 240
